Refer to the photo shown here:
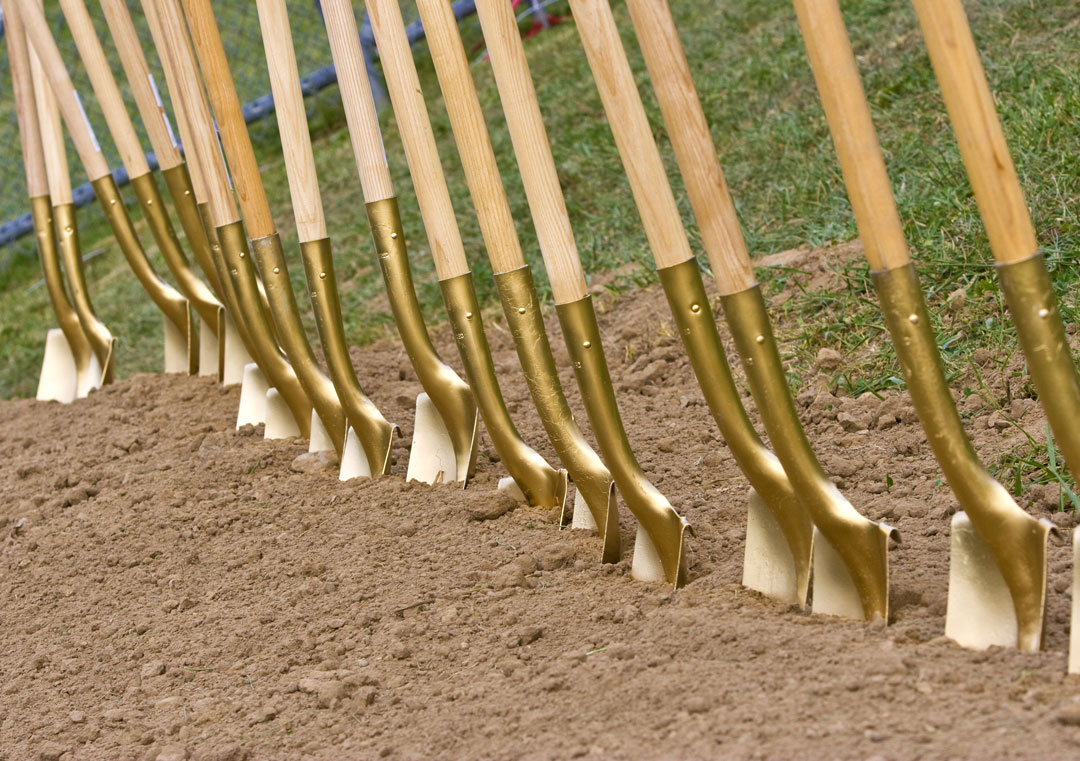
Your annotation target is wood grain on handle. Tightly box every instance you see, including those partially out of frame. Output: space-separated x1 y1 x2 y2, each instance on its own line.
15 0 110 181
180 0 275 238
790 0 910 271
154 0 237 226
625 0 755 290
29 32 74 205
7 0 49 197
256 0 326 243
58 0 150 178
415 0 525 274
319 0 394 202
473 0 586 303
140 0 206 202
99 0 182 170
567 0 691 271
910 0 1037 263
366 0 469 280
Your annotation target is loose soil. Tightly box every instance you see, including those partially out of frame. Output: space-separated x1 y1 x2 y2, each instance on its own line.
3 244 1079 760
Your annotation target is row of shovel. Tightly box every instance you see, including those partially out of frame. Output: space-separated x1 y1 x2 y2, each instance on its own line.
8 0 1080 671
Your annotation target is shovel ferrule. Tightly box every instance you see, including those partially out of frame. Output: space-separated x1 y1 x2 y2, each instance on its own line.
198 201 258 368
160 163 225 303
873 262 1050 650
996 252 1080 486
32 194 96 385
556 295 691 588
440 271 568 508
721 284 895 620
53 201 115 385
495 265 619 561
367 196 478 484
251 233 347 455
300 238 396 474
217 221 312 435
658 259 812 605
130 171 222 328
91 174 195 374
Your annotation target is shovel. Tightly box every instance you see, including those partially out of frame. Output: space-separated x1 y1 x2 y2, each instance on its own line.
25 15 115 392
140 0 257 389
154 0 310 438
18 0 195 376
618 0 897 618
358 0 565 506
413 0 619 559
905 0 1079 655
566 0 813 606
7 0 96 402
98 0 225 380
253 0 399 477
794 0 1051 651
473 0 692 587
319 0 479 487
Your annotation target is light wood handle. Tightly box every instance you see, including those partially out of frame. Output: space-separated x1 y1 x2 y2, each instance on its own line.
367 0 469 280
256 0 326 243
140 0 205 200
29 28 73 205
154 0 237 225
910 0 1037 263
415 0 525 274
625 0 756 290
473 0 586 303
15 0 110 181
6 0 49 197
567 0 692 271
791 0 910 271
99 0 182 170
320 0 394 202
58 0 150 178
180 0 275 238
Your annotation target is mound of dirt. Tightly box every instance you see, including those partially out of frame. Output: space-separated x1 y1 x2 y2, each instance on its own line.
2 254 1079 760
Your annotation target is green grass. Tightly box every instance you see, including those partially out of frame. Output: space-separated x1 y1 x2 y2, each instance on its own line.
2 0 1079 492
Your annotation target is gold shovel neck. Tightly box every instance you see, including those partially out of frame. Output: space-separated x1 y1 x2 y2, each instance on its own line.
440 271 567 509
495 265 620 562
32 194 95 378
300 237 396 475
250 232 347 455
91 174 195 373
366 196 478 483
996 252 1080 486
720 284 894 620
53 201 115 385
159 163 226 305
873 262 1050 651
216 221 312 436
657 259 812 605
556 295 691 588
130 170 221 328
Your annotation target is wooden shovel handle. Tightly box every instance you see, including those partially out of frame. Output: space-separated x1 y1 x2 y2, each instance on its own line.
7 0 48 198
473 0 586 304
415 0 525 274
255 0 326 244
15 0 110 181
99 0 183 170
180 0 275 239
58 0 150 178
567 0 692 271
791 0 910 271
625 0 757 290
152 0 237 226
366 0 469 280
319 0 394 203
910 0 1038 263
28 13 74 207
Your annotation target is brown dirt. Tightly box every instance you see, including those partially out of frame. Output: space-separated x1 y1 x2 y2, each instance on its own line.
3 245 1080 761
